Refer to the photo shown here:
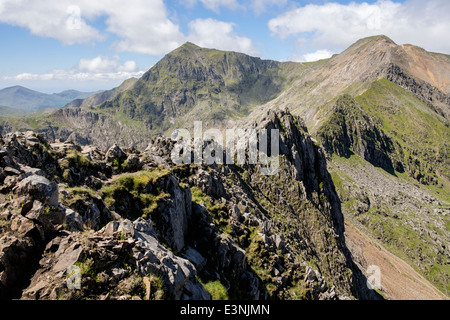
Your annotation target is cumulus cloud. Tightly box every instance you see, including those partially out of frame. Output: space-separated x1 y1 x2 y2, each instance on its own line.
288 49 334 63
0 0 184 55
77 56 139 73
268 0 450 54
187 18 260 56
103 0 184 55
0 0 265 56
2 56 145 82
0 0 102 45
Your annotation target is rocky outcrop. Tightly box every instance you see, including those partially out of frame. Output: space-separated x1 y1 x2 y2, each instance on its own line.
0 135 64 298
0 131 205 300
240 109 375 299
317 95 400 173
317 94 445 186
21 219 209 300
147 109 377 299
383 63 450 119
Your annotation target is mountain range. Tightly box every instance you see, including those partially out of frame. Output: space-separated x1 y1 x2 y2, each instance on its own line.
0 86 97 115
0 35 448 300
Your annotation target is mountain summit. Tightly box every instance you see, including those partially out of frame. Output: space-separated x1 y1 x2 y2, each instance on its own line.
251 35 450 129
92 41 302 134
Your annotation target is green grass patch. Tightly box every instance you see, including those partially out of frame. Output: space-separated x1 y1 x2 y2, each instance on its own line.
190 186 230 234
199 279 229 300
60 150 95 170
62 186 99 205
101 169 171 219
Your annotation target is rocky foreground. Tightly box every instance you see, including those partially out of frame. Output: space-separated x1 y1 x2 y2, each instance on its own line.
0 110 377 300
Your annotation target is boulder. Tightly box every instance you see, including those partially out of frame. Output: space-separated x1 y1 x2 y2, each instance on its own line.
103 221 120 236
81 145 105 161
183 246 207 271
106 144 127 163
0 235 37 298
133 229 208 300
24 201 57 237
133 218 153 234
52 242 83 274
18 165 45 179
117 219 135 238
123 154 143 172
15 175 59 207
64 209 84 232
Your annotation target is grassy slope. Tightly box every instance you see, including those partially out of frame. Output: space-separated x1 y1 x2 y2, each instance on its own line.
355 78 450 198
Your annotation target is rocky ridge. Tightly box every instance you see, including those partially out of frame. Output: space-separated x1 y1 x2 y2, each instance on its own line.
0 109 377 300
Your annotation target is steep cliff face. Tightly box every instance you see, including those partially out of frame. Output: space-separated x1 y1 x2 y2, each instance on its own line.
383 63 450 119
317 95 401 173
317 86 449 188
220 109 373 299
47 107 154 150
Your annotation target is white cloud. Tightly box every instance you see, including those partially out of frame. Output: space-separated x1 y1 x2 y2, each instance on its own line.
118 61 139 73
288 49 334 63
268 0 450 54
2 56 145 82
78 56 121 73
0 0 102 45
0 0 266 56
0 0 184 55
103 0 184 55
187 18 260 56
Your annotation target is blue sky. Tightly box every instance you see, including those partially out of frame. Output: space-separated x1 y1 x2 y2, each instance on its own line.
0 0 449 93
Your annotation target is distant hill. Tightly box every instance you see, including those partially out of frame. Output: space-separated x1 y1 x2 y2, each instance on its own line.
0 105 28 117
63 77 138 109
0 85 98 112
